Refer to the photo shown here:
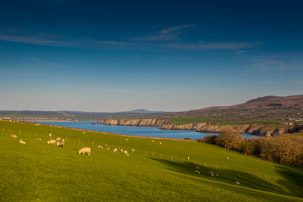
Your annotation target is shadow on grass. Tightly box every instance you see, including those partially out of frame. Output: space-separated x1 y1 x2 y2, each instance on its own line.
149 158 303 198
275 165 303 198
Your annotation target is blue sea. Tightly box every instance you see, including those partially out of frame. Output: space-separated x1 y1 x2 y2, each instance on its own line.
33 121 257 140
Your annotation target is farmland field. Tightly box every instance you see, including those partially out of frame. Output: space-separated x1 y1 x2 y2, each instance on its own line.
0 120 302 202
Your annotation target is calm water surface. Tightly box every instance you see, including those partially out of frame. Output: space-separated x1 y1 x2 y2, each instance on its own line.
34 121 256 140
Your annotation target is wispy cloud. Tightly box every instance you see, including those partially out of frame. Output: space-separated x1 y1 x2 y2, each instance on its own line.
0 28 259 51
160 41 259 50
0 34 76 47
133 24 195 41
253 54 303 72
0 33 131 49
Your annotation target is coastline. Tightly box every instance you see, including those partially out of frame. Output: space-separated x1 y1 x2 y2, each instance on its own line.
19 120 196 142
98 118 303 136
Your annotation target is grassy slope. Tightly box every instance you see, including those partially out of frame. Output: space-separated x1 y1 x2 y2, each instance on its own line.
0 121 302 202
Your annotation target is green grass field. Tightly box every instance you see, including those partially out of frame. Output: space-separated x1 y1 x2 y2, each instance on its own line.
217 120 283 125
0 120 302 201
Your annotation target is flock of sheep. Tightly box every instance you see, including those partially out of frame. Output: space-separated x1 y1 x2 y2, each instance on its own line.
96 139 136 157
10 132 90 155
10 131 137 157
7 123 244 186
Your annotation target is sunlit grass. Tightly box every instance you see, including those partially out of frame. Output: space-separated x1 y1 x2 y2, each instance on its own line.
0 120 302 201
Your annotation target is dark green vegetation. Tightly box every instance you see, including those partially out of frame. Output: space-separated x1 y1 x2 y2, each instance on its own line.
218 120 284 125
1 121 303 201
165 117 285 125
200 130 303 168
165 116 237 125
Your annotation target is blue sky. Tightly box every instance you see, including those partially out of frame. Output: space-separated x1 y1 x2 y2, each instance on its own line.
0 0 302 112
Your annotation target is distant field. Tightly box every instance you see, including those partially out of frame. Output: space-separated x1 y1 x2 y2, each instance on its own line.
165 116 285 126
0 120 302 201
218 120 282 125
165 116 239 125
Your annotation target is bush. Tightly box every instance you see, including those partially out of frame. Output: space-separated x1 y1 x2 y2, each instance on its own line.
197 129 303 167
240 140 258 155
216 127 243 151
198 135 217 144
258 134 303 167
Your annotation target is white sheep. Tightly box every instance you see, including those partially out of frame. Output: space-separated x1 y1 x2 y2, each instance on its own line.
57 141 64 147
11 134 17 138
47 140 56 145
19 139 26 144
159 142 162 145
113 148 118 152
98 145 103 149
125 138 128 141
124 150 128 155
236 181 240 185
120 149 124 153
56 137 61 141
79 147 91 156
49 133 52 137
131 148 135 152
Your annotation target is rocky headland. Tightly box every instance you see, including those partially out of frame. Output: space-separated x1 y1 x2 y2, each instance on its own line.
98 118 303 136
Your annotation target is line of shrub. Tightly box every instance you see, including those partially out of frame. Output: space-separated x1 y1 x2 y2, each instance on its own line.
198 127 303 168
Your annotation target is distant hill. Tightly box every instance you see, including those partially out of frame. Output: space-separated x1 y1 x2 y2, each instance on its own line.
119 109 167 114
195 95 303 111
160 95 303 123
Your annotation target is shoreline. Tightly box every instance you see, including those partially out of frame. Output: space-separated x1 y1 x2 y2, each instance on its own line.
98 118 303 136
20 120 196 142
17 119 80 122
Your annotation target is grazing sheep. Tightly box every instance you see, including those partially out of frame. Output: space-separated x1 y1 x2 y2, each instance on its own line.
209 171 214 177
47 140 56 145
236 181 240 185
98 145 103 149
187 156 190 160
107 147 110 150
19 139 26 144
56 137 61 141
159 142 162 145
120 149 124 153
113 148 118 152
125 138 128 141
57 141 64 147
79 147 91 156
124 150 128 155
225 156 230 160
194 166 200 174
11 134 17 138
49 133 52 137
131 148 135 152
